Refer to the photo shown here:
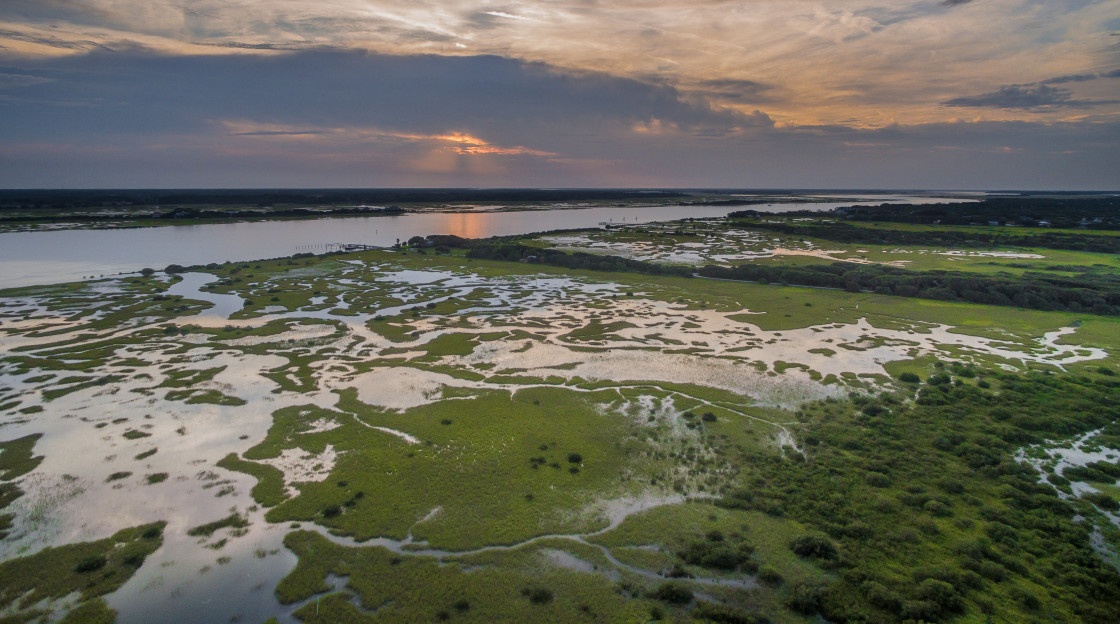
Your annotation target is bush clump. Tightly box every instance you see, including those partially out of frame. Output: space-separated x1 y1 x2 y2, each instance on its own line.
785 580 823 614
790 534 838 560
692 603 769 624
648 582 693 604
678 538 753 571
74 554 107 573
520 586 554 605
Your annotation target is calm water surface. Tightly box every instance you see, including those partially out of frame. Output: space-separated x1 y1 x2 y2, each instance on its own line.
0 198 944 289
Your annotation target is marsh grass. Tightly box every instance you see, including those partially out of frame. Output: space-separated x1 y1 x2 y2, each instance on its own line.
186 513 248 538
0 434 44 480
279 531 658 623
230 386 655 550
0 522 164 622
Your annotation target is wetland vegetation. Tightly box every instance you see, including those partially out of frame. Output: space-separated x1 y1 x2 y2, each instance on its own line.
1 196 1119 623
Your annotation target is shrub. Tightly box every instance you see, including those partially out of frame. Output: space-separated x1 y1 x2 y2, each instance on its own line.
121 552 148 567
899 372 920 383
692 603 768 624
1084 492 1119 511
790 534 838 560
649 582 693 604
865 472 890 487
785 581 823 613
567 453 582 464
74 554 107 573
917 578 964 613
863 580 902 612
520 586 554 604
938 478 965 494
924 500 952 517
679 541 749 571
862 404 886 417
142 525 164 539
758 564 784 586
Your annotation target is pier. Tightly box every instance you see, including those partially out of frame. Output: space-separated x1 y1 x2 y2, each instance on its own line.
295 242 379 253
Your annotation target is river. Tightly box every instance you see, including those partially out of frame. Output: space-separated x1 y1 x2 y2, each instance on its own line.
0 196 946 289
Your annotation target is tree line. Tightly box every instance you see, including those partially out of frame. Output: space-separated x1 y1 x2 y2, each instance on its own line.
728 220 1120 254
730 196 1120 230
698 261 1120 316
464 241 694 278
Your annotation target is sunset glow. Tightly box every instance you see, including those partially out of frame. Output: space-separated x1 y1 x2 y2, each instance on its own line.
2 1 1118 188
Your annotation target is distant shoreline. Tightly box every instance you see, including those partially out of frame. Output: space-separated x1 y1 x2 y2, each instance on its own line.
0 188 1013 234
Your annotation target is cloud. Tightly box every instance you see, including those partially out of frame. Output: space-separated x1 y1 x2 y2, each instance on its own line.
943 84 1117 110
1 1 1118 128
221 121 557 156
0 47 769 187
0 32 1117 189
1041 73 1101 84
940 0 973 6
1041 69 1120 84
0 72 54 88
691 79 774 103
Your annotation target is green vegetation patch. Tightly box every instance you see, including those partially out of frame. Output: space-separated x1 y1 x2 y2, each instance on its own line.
277 530 662 623
0 434 44 538
0 521 165 623
164 388 247 406
0 433 44 480
232 386 658 550
716 371 1120 623
186 513 249 538
217 453 287 507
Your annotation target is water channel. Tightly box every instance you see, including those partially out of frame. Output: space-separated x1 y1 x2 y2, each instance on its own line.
0 196 949 289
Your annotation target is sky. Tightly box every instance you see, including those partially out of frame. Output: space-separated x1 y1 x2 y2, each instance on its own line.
1 1 1118 189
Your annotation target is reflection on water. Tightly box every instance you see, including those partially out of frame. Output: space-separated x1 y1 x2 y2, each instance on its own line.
0 198 949 289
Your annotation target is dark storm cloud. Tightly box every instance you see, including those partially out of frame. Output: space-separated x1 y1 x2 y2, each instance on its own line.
943 84 1117 109
0 48 761 144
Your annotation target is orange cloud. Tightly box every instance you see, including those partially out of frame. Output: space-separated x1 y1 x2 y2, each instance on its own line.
219 121 553 156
